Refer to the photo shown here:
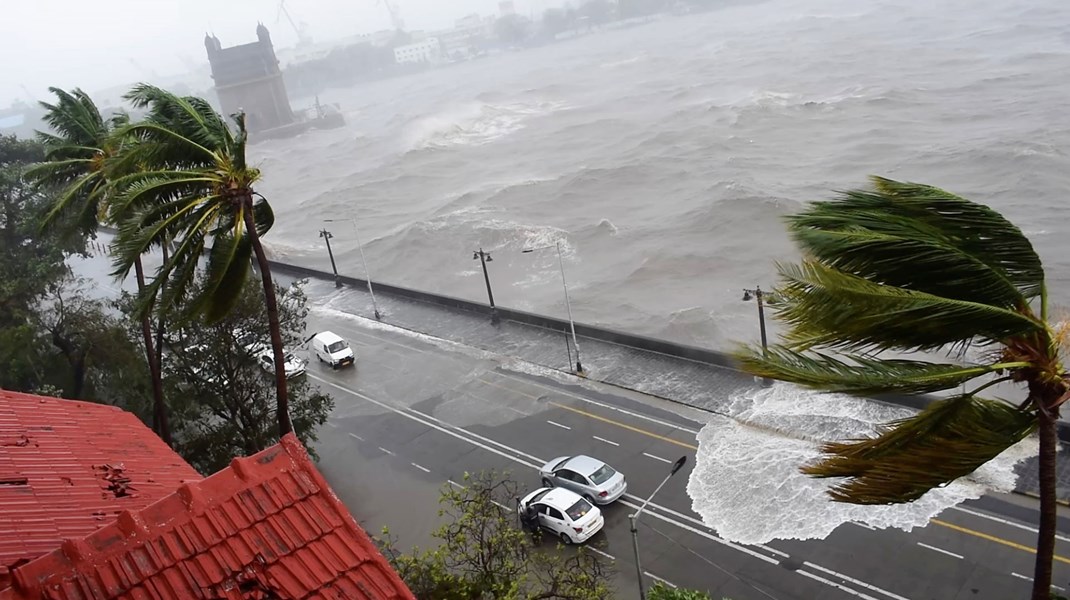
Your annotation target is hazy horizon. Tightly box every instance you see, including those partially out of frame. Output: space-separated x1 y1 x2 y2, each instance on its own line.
0 0 558 107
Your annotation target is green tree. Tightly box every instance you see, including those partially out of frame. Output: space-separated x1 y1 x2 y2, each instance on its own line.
108 84 295 437
378 471 613 599
160 276 332 474
647 583 726 600
734 177 1063 599
0 135 73 393
27 87 172 444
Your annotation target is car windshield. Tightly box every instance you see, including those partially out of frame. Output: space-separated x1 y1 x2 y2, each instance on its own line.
529 489 551 505
327 341 348 353
589 464 616 485
566 498 593 521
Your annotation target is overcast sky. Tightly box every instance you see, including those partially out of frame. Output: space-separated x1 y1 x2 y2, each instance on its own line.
0 0 556 107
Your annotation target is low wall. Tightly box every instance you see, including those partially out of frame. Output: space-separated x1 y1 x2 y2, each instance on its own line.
268 259 1070 442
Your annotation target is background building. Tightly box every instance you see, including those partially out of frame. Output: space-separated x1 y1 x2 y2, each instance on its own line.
205 24 295 133
393 38 444 65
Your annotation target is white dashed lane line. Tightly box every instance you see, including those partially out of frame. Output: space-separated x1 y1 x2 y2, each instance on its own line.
348 433 364 441
644 572 677 588
642 452 671 464
547 420 572 430
410 462 431 473
916 543 963 560
588 547 615 561
593 435 619 447
378 446 395 456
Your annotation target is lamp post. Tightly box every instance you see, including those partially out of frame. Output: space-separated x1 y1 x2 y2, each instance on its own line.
630 455 687 600
522 241 583 374
473 248 500 325
319 229 341 288
742 286 768 352
325 218 381 320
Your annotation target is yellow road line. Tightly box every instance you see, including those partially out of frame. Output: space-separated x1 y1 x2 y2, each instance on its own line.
549 401 698 451
551 399 1070 564
478 376 540 400
931 519 1070 564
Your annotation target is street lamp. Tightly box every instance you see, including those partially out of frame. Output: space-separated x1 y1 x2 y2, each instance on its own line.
473 248 500 325
319 229 341 288
325 218 381 320
742 285 768 351
630 455 687 600
522 241 583 374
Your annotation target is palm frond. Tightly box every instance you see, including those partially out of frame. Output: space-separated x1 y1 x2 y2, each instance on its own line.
790 177 1044 300
774 260 1043 353
801 394 1036 503
252 194 274 236
201 233 253 323
734 344 1029 395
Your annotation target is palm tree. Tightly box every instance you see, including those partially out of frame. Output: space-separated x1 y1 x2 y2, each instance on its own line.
734 176 1064 600
27 88 172 445
108 84 292 436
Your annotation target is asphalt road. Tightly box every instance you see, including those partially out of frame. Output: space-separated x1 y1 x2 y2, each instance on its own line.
303 311 1070 600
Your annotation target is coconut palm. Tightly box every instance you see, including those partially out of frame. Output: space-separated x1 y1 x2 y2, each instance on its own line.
734 176 1064 600
108 84 292 436
27 87 172 445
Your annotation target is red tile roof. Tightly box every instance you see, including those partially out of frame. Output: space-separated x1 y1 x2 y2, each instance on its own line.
0 390 201 588
2 433 416 600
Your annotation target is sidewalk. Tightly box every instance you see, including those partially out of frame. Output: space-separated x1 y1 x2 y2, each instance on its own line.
292 275 1070 502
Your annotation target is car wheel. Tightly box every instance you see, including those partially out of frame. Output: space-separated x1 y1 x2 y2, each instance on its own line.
584 494 596 505
542 477 553 488
560 531 573 545
331 362 337 370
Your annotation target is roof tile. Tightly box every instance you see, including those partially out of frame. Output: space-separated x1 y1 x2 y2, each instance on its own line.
2 433 414 600
0 390 201 586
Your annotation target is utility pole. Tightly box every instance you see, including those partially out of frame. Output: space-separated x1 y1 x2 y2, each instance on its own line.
473 248 500 325
320 229 341 288
742 286 768 352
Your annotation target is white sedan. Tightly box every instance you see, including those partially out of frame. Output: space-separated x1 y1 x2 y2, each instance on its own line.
517 487 604 545
256 349 308 379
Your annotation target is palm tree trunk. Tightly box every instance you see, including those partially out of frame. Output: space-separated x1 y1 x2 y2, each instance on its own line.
133 256 171 446
1032 406 1058 600
243 206 292 437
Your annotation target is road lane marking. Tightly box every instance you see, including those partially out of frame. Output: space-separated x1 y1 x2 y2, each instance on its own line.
643 572 676 588
547 420 572 430
930 518 1070 565
327 423 338 428
348 433 364 441
551 402 698 451
917 543 963 560
478 376 540 400
951 505 1070 543
492 370 703 434
310 374 924 600
1012 572 1031 581
804 562 910 600
593 435 619 447
378 446 395 456
589 547 615 561
411 462 431 473
643 452 672 464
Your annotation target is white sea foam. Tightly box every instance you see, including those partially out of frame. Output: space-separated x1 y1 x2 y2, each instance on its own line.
687 383 1037 545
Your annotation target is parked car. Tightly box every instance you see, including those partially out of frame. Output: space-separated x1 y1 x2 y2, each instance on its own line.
257 349 308 379
539 455 627 505
517 487 604 545
311 331 355 369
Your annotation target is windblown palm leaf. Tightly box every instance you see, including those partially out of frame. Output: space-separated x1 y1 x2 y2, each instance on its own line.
735 344 1029 395
775 260 1043 353
800 395 1036 504
26 87 128 236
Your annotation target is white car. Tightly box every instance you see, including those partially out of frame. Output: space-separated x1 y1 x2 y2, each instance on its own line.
257 348 308 379
517 487 604 545
539 455 627 505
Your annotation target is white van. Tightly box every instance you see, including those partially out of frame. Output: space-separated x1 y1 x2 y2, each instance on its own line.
311 331 355 369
